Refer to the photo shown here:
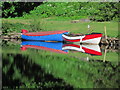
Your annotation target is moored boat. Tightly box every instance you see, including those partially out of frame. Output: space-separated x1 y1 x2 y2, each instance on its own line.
21 29 69 41
21 29 102 44
62 33 102 44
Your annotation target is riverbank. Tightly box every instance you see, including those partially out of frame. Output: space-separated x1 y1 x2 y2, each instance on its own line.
1 17 119 46
2 17 118 37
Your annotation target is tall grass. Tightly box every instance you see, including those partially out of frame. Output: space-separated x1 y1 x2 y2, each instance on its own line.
30 17 43 32
2 17 47 34
2 21 31 35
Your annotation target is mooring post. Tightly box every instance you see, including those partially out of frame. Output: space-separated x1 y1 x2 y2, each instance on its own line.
86 25 92 33
103 46 107 62
88 25 90 32
104 26 108 44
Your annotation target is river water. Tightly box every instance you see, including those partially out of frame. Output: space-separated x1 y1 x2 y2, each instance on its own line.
1 39 119 88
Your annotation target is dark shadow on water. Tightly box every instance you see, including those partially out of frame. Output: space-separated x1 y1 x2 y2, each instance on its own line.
2 53 73 89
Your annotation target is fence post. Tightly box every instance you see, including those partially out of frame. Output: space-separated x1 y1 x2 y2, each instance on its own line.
104 26 108 44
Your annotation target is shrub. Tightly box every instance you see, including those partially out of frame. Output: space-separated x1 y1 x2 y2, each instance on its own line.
2 22 31 35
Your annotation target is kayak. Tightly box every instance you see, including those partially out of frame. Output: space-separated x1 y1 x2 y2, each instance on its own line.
21 29 69 41
21 41 102 55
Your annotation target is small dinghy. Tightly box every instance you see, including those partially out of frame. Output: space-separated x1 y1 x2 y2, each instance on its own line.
21 29 102 44
62 33 102 44
21 29 69 41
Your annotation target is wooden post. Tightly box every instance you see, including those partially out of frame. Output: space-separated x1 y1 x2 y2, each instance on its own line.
88 25 90 31
103 46 107 62
104 26 107 39
104 26 108 44
86 25 92 33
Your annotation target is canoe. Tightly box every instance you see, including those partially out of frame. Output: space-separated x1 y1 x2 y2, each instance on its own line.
21 41 102 55
62 33 102 44
21 29 69 41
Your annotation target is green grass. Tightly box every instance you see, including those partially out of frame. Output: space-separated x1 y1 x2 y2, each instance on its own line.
46 16 88 21
41 19 118 37
2 17 118 37
2 16 119 88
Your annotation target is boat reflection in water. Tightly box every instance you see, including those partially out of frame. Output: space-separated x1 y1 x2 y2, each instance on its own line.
21 41 68 54
21 41 102 56
62 44 102 55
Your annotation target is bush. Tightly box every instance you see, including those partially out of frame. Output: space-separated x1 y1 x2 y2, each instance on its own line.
2 2 119 22
2 2 42 18
2 22 31 35
27 2 119 21
89 2 119 22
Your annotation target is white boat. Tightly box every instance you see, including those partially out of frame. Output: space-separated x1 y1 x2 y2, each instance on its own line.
62 33 102 44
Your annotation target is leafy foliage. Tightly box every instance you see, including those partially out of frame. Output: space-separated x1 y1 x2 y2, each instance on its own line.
26 2 119 21
2 2 42 18
2 2 119 21
2 21 31 35
89 2 119 21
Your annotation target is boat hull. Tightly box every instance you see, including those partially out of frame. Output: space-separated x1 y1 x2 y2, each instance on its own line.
22 33 68 41
62 33 102 44
21 30 69 41
21 29 102 44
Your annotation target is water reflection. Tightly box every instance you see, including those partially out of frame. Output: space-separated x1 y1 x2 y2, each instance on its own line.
2 53 73 89
2 40 119 88
21 41 68 54
21 41 102 56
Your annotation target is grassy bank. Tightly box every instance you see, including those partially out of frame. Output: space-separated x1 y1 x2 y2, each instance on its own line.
2 17 118 37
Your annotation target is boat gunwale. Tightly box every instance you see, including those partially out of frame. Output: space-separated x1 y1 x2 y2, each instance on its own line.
23 30 69 36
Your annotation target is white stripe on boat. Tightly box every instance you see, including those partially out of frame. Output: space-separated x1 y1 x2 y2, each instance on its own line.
62 34 85 40
62 46 85 52
81 37 101 44
81 45 101 52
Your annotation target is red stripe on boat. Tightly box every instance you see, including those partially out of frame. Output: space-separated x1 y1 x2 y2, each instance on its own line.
82 47 102 55
22 30 69 36
63 38 80 42
62 44 80 48
82 34 102 41
21 45 68 54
